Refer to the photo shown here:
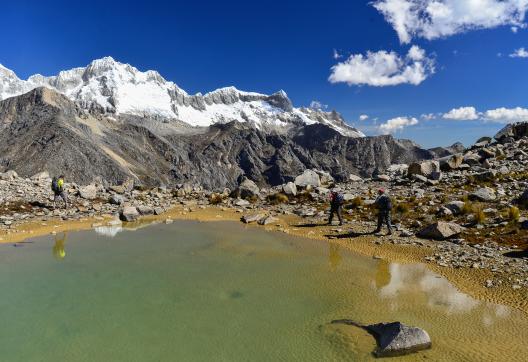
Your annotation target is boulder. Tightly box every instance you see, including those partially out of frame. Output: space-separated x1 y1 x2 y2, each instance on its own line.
463 153 481 166
417 221 465 240
445 201 465 215
119 206 139 222
282 182 297 196
315 170 334 185
234 198 250 207
331 320 431 358
440 154 463 171
478 148 495 159
109 194 125 205
241 213 265 224
474 170 497 182
469 187 496 202
258 215 279 225
367 322 432 357
295 170 321 188
375 174 391 182
79 184 97 200
137 205 154 215
237 178 260 199
349 174 363 182
407 161 440 179
154 207 165 215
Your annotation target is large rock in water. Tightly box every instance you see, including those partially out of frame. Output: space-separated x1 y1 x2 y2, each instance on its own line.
295 170 321 188
407 161 440 179
417 221 465 240
366 322 432 357
330 320 431 357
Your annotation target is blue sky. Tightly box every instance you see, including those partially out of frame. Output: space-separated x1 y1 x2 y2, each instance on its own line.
2 0 528 148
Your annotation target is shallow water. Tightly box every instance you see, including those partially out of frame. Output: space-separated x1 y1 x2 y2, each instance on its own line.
0 221 527 361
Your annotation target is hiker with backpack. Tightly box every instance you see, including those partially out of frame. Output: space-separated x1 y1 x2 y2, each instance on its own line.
328 187 344 226
373 188 392 235
52 175 68 209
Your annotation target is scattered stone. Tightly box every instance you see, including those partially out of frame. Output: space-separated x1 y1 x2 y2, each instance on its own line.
119 206 139 222
417 222 465 240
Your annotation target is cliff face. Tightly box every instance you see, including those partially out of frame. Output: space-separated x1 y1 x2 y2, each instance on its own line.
0 88 434 188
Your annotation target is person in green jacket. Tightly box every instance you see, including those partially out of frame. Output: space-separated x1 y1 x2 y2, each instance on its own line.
51 175 68 209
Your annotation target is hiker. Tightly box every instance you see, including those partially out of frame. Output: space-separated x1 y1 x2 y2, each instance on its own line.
328 187 344 226
51 175 68 209
373 188 392 235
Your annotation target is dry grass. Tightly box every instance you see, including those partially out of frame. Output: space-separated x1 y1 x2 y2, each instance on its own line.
267 193 289 205
508 206 521 223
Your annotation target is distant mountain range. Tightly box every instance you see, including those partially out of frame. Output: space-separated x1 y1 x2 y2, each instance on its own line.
0 57 363 137
0 57 436 188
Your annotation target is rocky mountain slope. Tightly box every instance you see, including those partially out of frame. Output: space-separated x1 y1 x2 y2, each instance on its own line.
0 86 434 188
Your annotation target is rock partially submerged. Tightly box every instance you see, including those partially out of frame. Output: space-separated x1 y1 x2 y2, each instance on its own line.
331 320 431 357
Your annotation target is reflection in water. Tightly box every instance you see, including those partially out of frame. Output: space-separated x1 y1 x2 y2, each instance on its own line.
94 225 123 238
328 242 342 271
52 232 67 260
375 259 391 289
378 264 479 314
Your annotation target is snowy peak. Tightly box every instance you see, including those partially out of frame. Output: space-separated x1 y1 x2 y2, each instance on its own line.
0 57 364 137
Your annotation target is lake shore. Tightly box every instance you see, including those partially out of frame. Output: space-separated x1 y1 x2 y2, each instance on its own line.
2 203 527 316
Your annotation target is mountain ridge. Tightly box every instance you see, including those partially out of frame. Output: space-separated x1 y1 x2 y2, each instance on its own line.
0 57 364 137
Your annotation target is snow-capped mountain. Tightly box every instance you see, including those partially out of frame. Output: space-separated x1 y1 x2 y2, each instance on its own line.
0 57 364 137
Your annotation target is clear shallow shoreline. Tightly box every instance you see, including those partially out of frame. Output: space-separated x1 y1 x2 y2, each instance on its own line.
1 220 528 361
2 205 528 318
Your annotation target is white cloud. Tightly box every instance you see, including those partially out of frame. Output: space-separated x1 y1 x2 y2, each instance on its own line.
309 100 327 110
484 107 528 123
359 114 369 121
333 49 343 60
510 47 528 57
443 106 480 120
328 45 435 87
421 113 437 120
378 116 419 134
373 0 528 44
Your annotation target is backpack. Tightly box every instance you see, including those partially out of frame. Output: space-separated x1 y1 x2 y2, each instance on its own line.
378 195 392 210
331 192 344 205
51 177 60 193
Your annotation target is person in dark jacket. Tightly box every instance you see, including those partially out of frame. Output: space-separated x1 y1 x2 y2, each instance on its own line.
328 187 344 226
373 188 392 235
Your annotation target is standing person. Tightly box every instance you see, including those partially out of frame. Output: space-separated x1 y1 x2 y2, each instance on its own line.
51 175 68 209
328 187 344 226
373 188 392 235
